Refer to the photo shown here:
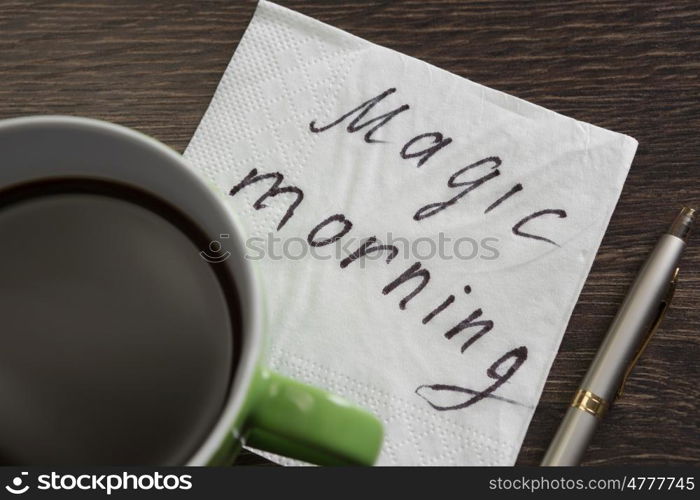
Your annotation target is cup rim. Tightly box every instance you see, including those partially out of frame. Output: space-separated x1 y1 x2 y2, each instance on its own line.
0 115 262 465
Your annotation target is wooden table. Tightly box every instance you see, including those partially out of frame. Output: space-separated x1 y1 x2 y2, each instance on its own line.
1 0 697 466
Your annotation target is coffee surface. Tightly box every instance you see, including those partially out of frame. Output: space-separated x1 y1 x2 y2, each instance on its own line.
0 192 235 464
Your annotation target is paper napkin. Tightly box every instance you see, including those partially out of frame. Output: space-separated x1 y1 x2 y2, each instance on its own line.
185 0 637 465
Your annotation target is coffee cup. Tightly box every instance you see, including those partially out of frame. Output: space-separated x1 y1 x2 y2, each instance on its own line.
0 115 382 466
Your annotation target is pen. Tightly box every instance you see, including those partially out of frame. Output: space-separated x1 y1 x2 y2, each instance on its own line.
541 206 695 466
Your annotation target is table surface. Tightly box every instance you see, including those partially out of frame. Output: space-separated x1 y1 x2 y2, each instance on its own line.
1 0 698 466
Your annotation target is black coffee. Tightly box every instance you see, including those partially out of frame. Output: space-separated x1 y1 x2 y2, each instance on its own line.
0 182 239 465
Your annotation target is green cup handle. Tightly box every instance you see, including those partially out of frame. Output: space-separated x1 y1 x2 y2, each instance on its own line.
244 369 383 465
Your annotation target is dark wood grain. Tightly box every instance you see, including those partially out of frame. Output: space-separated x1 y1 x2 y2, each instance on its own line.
1 0 698 466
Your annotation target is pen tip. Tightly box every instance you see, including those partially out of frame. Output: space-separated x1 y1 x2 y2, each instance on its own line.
670 207 695 241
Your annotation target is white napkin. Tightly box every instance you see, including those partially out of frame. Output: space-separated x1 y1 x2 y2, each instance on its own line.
185 0 637 465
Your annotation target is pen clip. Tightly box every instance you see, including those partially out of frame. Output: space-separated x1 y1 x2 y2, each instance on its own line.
616 267 679 399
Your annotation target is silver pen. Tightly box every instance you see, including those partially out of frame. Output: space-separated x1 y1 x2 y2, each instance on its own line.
541 206 695 466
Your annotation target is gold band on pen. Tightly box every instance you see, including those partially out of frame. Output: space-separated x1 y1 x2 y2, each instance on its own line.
571 389 609 418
